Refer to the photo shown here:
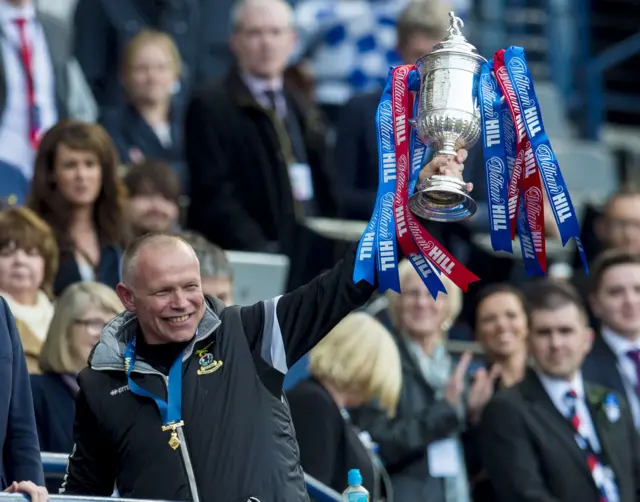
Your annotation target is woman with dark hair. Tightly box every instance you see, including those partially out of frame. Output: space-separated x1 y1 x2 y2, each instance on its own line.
465 283 530 502
28 120 129 296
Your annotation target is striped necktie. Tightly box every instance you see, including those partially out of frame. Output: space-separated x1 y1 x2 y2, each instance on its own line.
565 389 609 502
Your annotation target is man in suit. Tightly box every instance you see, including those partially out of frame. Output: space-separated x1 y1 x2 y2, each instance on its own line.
0 296 48 500
583 249 640 430
481 279 640 502
185 0 340 289
0 0 95 180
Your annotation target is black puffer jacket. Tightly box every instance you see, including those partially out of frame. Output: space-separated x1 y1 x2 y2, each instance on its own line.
60 247 374 501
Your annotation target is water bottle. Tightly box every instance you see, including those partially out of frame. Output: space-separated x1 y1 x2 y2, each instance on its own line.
342 469 370 501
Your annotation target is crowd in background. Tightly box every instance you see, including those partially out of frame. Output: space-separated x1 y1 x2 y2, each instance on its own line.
1 0 640 501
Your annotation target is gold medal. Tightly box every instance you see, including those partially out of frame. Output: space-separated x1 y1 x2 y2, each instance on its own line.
162 420 184 450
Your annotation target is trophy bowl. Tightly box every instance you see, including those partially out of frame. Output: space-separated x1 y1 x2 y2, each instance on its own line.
408 12 486 222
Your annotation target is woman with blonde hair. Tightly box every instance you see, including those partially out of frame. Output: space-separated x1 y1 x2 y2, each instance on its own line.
351 260 498 502
287 312 401 499
0 207 59 373
100 29 186 188
30 282 123 481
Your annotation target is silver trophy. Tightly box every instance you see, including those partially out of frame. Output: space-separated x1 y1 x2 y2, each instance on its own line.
408 12 487 222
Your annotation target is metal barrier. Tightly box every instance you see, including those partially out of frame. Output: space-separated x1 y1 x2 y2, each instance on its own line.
40 452 341 502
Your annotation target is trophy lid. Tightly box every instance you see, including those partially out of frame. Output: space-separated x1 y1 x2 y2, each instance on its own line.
430 11 483 59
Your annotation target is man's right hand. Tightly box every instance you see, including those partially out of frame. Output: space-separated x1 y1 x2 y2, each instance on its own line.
4 481 48 501
444 351 472 406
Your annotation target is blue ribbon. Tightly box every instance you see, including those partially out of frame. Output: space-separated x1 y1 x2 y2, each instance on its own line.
353 68 400 293
478 60 512 253
504 46 588 274
124 336 184 427
499 83 544 275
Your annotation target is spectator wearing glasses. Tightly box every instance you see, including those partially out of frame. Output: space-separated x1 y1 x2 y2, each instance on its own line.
28 120 129 296
30 282 123 463
0 207 58 373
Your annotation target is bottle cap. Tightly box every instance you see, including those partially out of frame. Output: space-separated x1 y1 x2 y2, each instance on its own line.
348 469 363 486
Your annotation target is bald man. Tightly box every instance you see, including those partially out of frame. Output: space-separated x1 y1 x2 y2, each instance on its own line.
60 151 467 500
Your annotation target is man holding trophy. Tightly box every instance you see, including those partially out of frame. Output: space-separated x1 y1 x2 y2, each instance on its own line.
58 10 585 502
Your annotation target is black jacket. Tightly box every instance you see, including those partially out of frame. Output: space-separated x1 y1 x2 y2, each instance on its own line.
287 378 377 495
481 368 640 502
59 247 374 501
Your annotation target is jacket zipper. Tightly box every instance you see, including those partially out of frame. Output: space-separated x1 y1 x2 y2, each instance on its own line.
95 365 202 502
164 375 201 502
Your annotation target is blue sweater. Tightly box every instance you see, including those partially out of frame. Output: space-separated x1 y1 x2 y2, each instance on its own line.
0 297 44 488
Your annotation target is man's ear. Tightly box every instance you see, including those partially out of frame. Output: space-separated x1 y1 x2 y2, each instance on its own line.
116 283 136 312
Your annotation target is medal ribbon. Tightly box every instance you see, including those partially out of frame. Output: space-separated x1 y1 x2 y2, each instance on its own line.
124 336 184 434
494 49 547 273
503 46 588 274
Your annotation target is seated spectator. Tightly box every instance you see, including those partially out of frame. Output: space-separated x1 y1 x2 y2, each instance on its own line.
0 207 58 373
481 279 640 502
0 296 47 499
287 312 401 497
28 120 129 296
31 281 123 491
185 0 340 290
465 283 529 502
101 30 187 190
350 260 496 502
123 160 181 237
179 231 234 305
0 0 96 181
0 160 29 207
73 0 232 110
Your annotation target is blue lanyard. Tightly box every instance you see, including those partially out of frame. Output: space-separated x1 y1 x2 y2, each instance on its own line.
124 336 185 448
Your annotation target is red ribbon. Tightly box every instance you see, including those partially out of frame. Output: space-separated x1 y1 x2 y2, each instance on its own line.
391 65 480 292
494 50 547 273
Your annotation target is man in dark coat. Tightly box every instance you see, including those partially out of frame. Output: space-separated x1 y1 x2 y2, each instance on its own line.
185 0 340 290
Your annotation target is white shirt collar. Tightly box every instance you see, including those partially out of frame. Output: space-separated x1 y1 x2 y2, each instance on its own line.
601 326 640 357
536 368 585 410
0 1 37 24
241 71 283 100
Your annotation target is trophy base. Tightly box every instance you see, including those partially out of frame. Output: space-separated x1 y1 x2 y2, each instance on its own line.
408 175 477 222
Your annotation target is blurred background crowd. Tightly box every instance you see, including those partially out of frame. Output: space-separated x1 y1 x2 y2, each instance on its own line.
2 0 640 500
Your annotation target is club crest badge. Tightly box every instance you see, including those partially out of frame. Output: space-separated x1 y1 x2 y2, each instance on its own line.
603 394 620 423
195 342 223 375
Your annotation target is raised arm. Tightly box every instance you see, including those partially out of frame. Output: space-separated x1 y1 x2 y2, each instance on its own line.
241 244 376 372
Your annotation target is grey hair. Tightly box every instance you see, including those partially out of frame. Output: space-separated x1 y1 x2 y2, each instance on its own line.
229 0 294 32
